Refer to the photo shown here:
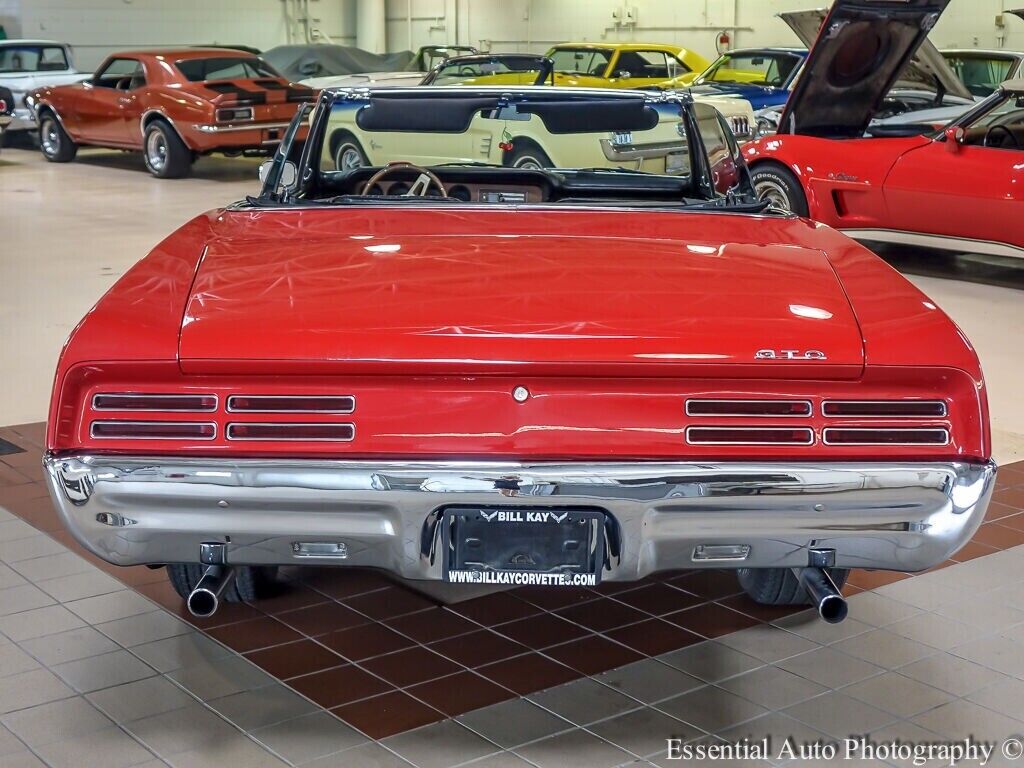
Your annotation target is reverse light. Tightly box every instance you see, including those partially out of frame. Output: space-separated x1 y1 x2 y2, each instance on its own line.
226 423 355 441
92 393 217 411
90 421 216 440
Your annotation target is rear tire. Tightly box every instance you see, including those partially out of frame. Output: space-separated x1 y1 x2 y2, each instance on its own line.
333 134 369 171
506 143 553 170
166 564 279 604
737 567 849 606
750 163 808 216
39 113 77 163
143 120 193 179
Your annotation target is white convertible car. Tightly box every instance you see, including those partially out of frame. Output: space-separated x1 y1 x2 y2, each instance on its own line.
0 40 87 133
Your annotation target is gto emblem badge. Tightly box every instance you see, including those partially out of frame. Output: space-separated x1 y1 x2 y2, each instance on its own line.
755 349 827 360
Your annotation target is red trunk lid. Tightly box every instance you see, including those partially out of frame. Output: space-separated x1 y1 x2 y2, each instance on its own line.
178 210 864 379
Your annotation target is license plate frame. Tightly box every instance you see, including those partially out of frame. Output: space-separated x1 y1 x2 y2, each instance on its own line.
441 507 605 587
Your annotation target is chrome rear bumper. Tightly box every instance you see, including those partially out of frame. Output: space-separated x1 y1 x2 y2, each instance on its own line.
44 455 995 580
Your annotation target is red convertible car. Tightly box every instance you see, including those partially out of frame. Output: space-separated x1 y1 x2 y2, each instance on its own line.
745 0 1024 260
28 48 314 178
42 5 994 625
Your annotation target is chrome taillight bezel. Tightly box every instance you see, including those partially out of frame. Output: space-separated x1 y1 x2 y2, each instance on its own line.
685 399 813 417
91 393 219 412
89 420 218 440
822 427 950 446
225 422 356 442
685 426 815 446
821 400 948 418
226 395 356 414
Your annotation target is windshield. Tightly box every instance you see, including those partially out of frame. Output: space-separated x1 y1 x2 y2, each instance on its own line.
175 57 279 82
260 89 759 211
942 53 1015 97
547 48 611 76
0 45 68 73
697 52 802 88
425 58 550 86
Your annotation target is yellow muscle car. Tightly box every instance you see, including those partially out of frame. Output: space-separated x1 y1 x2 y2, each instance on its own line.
541 43 709 89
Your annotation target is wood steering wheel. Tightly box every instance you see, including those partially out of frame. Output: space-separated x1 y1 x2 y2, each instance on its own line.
360 162 448 197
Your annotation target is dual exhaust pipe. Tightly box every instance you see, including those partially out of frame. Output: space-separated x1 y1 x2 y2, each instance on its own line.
797 566 849 624
187 564 235 618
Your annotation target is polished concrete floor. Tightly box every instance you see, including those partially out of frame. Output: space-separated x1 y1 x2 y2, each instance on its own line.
2 143 1024 768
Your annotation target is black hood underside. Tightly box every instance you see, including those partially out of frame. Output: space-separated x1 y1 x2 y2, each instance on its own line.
777 0 955 138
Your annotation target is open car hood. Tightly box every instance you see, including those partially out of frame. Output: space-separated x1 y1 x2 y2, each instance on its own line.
777 0 966 137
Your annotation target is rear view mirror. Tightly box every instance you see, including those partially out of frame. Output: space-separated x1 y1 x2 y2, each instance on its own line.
944 125 964 152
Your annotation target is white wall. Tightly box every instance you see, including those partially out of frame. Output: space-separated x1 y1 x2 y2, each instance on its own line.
6 0 1023 73
387 0 1024 56
9 0 355 70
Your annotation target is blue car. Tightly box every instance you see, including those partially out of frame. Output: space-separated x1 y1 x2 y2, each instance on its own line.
688 47 807 111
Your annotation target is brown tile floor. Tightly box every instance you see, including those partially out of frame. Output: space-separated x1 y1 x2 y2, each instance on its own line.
4 421 1023 741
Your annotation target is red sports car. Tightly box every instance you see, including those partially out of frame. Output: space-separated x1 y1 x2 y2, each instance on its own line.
28 48 314 178
42 6 994 625
744 0 1024 260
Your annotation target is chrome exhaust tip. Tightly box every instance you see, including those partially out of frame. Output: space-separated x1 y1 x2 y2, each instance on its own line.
186 565 235 618
796 567 848 624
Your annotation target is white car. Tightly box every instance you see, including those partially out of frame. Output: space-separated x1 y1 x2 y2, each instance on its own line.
0 40 87 132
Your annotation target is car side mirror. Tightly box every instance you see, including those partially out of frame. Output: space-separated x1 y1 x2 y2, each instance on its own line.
259 159 297 188
615 69 631 79
944 125 964 153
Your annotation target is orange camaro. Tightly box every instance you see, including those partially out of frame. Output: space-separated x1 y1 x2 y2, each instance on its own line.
28 48 314 177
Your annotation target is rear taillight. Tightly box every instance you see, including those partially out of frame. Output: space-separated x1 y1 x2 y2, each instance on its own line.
227 395 355 413
823 428 949 445
92 393 217 412
90 421 217 440
215 107 254 122
822 400 947 418
686 399 812 417
686 427 814 445
225 423 355 441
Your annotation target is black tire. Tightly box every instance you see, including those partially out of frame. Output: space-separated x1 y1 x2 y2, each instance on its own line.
737 567 849 606
166 564 279 604
38 112 77 163
143 120 193 179
506 143 553 170
750 162 809 216
332 133 369 171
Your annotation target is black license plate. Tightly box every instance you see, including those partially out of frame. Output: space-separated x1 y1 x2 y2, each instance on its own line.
442 507 605 587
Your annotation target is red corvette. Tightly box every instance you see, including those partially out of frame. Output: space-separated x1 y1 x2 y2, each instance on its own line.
28 48 314 178
42 5 994 624
745 0 1024 260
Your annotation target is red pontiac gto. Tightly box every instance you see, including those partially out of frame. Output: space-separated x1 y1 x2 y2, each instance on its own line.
27 48 314 178
42 0 994 625
745 0 1024 260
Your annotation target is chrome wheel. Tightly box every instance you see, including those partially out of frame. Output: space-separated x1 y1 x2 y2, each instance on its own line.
513 155 544 170
40 118 60 157
754 177 793 212
146 129 168 174
336 144 365 171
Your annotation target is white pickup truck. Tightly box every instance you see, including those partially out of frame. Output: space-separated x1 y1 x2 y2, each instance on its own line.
0 40 87 133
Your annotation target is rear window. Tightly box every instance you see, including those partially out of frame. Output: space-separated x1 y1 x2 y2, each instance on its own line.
175 57 279 82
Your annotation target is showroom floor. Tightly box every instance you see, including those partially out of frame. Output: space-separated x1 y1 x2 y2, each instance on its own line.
2 145 1024 768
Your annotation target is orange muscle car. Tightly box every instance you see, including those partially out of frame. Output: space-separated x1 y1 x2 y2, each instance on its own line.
28 48 315 177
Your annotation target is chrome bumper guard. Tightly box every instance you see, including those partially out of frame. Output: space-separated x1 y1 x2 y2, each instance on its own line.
44 455 995 580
